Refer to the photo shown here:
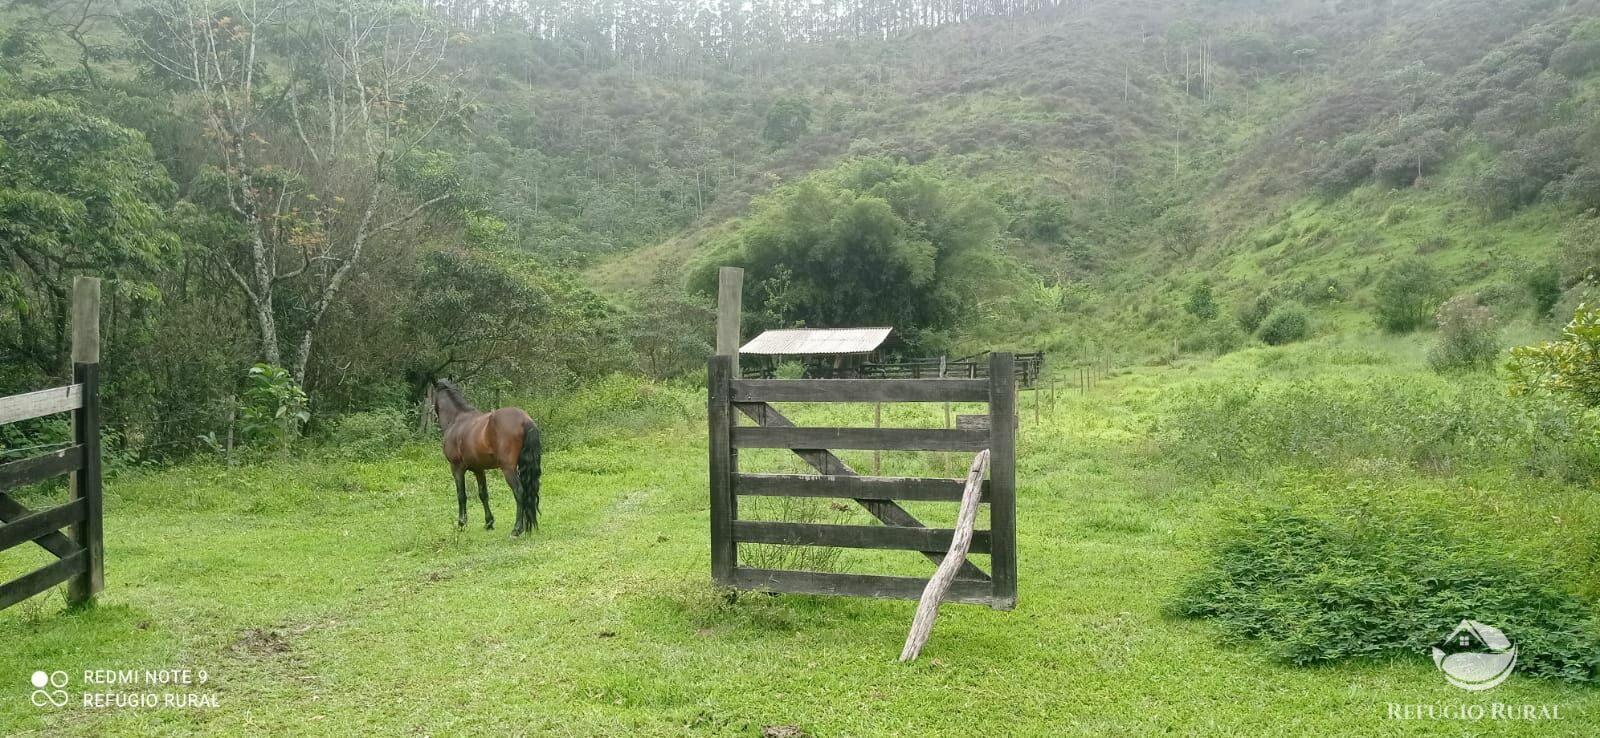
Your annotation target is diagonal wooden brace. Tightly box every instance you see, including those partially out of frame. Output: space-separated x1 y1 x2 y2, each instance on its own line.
0 493 83 559
735 401 990 581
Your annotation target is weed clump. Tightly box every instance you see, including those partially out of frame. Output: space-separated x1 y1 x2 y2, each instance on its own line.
1173 484 1600 684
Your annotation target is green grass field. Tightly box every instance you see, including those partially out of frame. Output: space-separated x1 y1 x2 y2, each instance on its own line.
4 342 1598 736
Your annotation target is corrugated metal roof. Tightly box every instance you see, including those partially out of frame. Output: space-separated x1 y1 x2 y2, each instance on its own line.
739 327 892 355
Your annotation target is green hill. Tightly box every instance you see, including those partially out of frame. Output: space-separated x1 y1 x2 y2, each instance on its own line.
3 0 1599 446
566 0 1600 358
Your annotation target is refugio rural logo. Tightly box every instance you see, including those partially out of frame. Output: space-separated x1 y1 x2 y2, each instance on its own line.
1432 619 1518 692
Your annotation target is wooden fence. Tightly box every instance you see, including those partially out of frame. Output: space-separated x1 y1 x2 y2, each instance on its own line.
861 351 1044 388
708 351 1018 610
0 277 104 611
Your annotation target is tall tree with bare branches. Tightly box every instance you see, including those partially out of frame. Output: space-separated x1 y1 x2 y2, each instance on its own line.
125 0 469 379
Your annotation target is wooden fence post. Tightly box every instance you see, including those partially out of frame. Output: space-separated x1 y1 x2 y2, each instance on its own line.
717 267 744 377
708 355 736 585
419 384 435 435
67 276 103 606
941 356 953 475
988 352 1017 609
225 396 236 466
872 402 882 475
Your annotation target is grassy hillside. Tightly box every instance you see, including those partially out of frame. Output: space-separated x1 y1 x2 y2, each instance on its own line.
576 0 1600 361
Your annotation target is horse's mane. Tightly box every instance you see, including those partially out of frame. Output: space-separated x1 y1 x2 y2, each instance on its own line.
434 379 477 414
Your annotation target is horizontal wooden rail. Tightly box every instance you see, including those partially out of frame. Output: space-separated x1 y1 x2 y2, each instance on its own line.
0 446 84 493
0 385 83 425
0 498 85 553
730 378 989 403
735 473 989 502
731 567 996 605
0 550 86 611
734 520 992 554
732 426 989 452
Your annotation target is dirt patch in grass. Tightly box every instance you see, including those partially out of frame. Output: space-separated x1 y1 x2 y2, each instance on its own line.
228 620 330 658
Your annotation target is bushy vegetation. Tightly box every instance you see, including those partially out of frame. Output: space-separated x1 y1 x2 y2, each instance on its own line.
330 408 414 461
1174 483 1600 682
1254 302 1310 346
1427 295 1502 372
1164 346 1600 681
1374 259 1449 333
693 158 1004 346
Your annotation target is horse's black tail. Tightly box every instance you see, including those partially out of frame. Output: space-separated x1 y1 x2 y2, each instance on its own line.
518 421 542 529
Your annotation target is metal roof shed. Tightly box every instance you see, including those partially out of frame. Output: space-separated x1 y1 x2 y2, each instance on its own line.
739 328 893 356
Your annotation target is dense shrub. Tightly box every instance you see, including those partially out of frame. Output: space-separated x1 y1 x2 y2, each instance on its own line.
1255 302 1310 345
1525 263 1563 317
1185 281 1218 321
1180 321 1247 355
1427 295 1501 372
1374 258 1448 332
332 408 412 461
1173 487 1600 683
1236 290 1278 332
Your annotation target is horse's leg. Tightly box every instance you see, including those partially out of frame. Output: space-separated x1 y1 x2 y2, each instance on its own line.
475 469 494 530
453 466 468 528
503 467 527 537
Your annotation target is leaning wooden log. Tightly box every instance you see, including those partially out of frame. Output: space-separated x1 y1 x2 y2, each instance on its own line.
899 449 990 662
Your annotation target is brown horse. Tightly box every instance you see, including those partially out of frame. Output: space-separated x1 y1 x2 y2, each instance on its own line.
433 380 542 536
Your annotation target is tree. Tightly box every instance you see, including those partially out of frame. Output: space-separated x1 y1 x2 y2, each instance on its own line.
0 98 176 378
623 261 714 378
706 160 1001 346
125 0 469 380
1374 258 1448 333
1186 281 1217 321
762 97 811 148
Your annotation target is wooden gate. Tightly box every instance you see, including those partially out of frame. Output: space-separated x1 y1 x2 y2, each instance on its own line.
708 351 1017 610
0 276 104 611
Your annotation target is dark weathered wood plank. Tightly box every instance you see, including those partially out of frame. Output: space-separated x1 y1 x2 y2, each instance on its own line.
732 426 989 452
0 498 85 554
0 446 82 493
0 385 83 426
730 379 989 404
708 355 737 585
0 550 86 611
730 567 995 606
735 520 991 554
988 352 1019 611
69 358 104 601
0 495 79 559
735 473 989 502
732 402 990 582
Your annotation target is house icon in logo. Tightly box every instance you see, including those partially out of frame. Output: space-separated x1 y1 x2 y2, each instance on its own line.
1431 619 1517 691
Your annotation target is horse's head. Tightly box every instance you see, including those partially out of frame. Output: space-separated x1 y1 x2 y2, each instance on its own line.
432 378 475 424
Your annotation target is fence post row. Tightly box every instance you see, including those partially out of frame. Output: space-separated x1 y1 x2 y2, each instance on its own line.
708 351 1018 610
0 276 104 611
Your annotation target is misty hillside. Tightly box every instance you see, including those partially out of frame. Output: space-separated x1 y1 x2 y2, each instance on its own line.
3 0 1600 448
